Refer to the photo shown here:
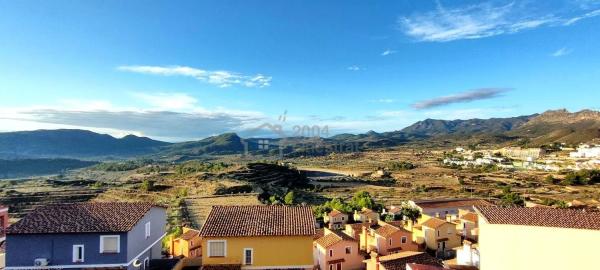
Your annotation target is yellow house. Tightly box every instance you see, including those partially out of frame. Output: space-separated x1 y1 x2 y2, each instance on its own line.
171 227 202 258
413 217 460 252
476 206 600 270
200 205 315 270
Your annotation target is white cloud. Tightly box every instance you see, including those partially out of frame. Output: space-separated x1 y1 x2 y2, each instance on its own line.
347 65 361 71
118 65 272 88
381 49 397 56
370 99 396 103
398 2 600 42
551 47 573 57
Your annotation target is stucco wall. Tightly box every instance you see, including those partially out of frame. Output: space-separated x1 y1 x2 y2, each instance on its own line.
374 230 418 255
423 223 460 251
126 207 167 263
479 221 600 270
202 235 313 268
6 232 128 267
315 240 363 270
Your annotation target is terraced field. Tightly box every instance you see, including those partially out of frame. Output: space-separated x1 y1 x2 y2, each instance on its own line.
184 194 262 228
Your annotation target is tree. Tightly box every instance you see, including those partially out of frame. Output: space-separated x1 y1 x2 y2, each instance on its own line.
351 191 375 210
384 214 396 222
140 179 154 192
284 191 295 205
499 186 525 207
400 205 421 222
269 195 281 205
545 175 557 184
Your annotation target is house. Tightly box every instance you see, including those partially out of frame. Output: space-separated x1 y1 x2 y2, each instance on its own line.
382 206 403 219
314 228 364 270
408 198 492 219
344 222 375 244
451 241 479 269
456 210 479 242
365 251 442 270
5 202 166 270
361 221 418 256
0 205 7 244
476 206 600 270
199 205 315 270
170 227 202 258
414 217 461 254
354 208 380 223
324 209 349 230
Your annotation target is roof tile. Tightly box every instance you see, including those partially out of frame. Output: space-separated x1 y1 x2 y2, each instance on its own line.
476 206 600 230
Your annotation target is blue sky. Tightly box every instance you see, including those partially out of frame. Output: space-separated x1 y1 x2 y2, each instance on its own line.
1 0 599 141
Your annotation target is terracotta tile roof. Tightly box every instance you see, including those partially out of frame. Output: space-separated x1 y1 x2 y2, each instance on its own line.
329 209 345 217
406 263 445 270
315 230 356 248
200 205 315 237
361 208 375 214
413 198 492 210
459 212 478 223
6 202 161 234
379 252 442 270
374 224 401 238
420 218 450 229
314 228 325 240
347 222 375 231
476 206 600 231
180 229 201 240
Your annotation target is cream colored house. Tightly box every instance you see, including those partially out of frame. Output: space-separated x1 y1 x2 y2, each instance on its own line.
456 210 479 242
324 209 349 230
314 228 364 270
354 208 380 223
476 206 600 270
414 217 461 253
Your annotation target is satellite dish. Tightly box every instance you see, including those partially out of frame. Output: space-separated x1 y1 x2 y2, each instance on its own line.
133 259 143 268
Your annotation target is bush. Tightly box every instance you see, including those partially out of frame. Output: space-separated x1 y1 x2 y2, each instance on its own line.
386 161 416 171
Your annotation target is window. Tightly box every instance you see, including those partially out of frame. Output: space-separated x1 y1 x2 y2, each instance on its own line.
341 217 345 221
329 265 333 270
208 240 226 257
145 222 151 239
345 246 351 254
401 236 407 244
72 245 84 263
437 230 440 237
329 249 333 257
389 239 392 246
244 248 253 265
100 235 120 253
448 228 452 235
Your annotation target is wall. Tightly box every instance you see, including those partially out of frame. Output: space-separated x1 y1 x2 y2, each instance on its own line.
6 232 128 267
0 206 8 241
422 223 460 251
374 230 418 255
126 206 167 265
202 235 313 269
479 222 600 270
315 240 363 270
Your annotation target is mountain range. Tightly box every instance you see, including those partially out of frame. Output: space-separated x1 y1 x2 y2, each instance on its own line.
0 109 598 160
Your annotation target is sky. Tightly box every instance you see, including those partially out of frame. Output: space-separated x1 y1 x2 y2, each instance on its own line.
1 0 600 141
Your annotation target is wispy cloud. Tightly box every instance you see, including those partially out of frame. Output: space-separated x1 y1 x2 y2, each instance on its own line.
381 49 397 56
398 2 600 42
370 99 396 103
412 88 510 109
118 65 272 88
347 65 361 71
0 98 265 142
551 47 573 57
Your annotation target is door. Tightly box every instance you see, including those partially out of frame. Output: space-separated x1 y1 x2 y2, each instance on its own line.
336 263 342 270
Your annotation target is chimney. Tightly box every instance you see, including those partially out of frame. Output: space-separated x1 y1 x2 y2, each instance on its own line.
407 220 414 232
446 215 452 222
370 252 380 270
